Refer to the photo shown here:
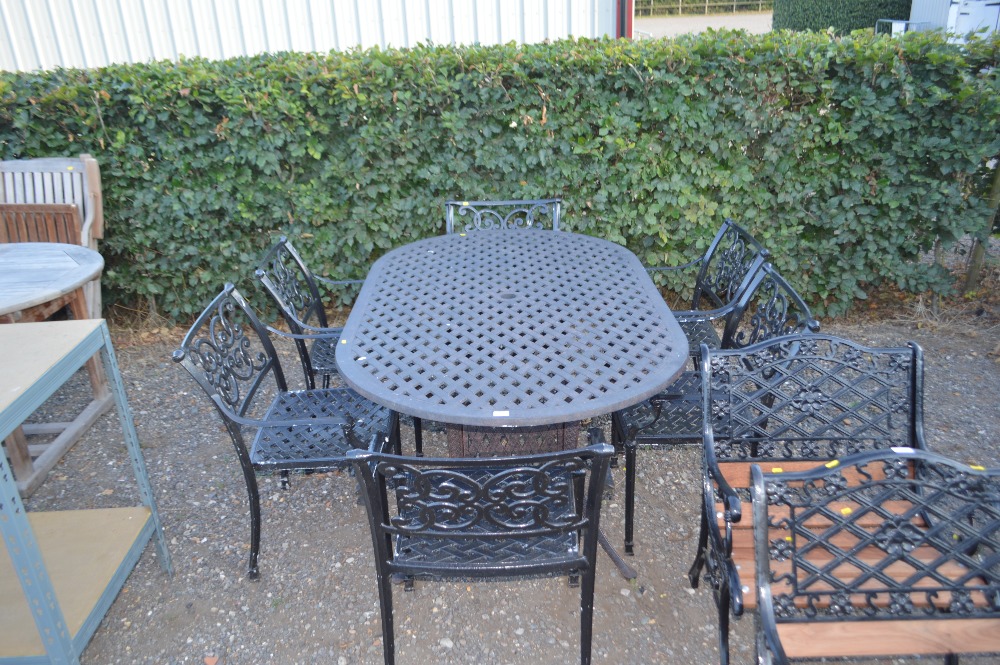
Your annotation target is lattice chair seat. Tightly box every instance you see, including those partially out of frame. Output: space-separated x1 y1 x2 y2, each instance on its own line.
173 283 399 580
305 332 342 380
350 434 613 665
254 388 394 468
677 318 722 350
613 371 702 443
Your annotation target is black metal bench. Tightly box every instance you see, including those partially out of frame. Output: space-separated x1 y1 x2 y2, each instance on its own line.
689 333 930 665
751 447 1000 664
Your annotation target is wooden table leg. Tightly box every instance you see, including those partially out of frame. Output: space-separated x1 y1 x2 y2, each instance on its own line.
67 285 109 399
3 427 33 481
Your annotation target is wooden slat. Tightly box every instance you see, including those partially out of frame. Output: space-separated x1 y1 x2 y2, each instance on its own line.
0 203 82 246
778 618 1000 659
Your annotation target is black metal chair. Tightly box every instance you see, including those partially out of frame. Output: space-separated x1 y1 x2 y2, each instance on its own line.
445 198 562 233
173 282 399 579
613 263 820 554
256 237 426 457
255 235 362 390
649 218 770 354
689 333 928 665
348 431 614 665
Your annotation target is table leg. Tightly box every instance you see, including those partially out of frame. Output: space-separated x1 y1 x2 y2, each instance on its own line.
4 427 33 480
67 287 109 400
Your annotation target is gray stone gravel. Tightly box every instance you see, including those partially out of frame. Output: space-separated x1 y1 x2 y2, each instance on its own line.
19 315 1000 665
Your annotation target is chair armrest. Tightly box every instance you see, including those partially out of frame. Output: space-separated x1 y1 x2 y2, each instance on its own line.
266 324 344 340
314 275 364 287
645 255 704 274
672 303 737 324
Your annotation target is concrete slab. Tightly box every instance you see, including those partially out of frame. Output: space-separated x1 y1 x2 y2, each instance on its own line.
634 11 772 38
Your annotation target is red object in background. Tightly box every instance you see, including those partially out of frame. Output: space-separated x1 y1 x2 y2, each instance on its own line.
618 0 634 38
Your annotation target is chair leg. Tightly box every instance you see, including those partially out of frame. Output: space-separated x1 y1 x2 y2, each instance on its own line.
412 417 423 457
717 581 731 665
375 571 396 665
579 565 597 665
688 500 710 588
240 465 262 580
944 655 959 665
609 414 623 468
624 440 637 555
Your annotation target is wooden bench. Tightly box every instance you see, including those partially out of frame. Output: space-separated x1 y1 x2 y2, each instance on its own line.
1 155 104 318
751 448 1000 664
688 333 930 665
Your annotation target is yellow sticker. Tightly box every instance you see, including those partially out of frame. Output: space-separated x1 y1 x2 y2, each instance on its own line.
461 201 469 206
825 460 840 469
785 536 793 542
840 507 853 516
771 467 783 473
971 465 985 471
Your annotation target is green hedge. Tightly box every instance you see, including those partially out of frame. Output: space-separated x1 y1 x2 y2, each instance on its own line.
1 30 998 320
773 0 911 32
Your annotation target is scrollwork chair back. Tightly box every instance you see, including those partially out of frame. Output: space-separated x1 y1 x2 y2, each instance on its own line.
445 198 562 234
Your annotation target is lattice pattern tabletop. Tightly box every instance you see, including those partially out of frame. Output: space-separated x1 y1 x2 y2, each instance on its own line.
336 231 689 427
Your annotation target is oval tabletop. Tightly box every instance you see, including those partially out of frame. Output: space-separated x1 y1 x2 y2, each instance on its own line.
336 230 689 427
0 243 104 316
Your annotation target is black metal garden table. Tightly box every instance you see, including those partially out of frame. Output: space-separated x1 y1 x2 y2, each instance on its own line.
335 229 690 578
336 229 689 427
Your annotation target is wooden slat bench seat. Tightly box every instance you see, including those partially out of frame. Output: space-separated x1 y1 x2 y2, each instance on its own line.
751 448 1000 664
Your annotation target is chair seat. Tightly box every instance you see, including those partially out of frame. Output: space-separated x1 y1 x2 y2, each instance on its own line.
253 387 394 468
308 329 343 376
614 371 702 443
394 531 581 572
678 318 721 352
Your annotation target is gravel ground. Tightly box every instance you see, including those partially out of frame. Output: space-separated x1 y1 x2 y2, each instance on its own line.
18 306 1000 665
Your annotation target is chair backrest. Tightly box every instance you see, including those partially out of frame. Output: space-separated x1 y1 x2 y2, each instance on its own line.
255 236 330 331
349 441 613 579
752 448 1000 637
0 155 103 247
445 198 562 233
702 333 927 462
690 218 770 311
172 283 287 423
721 263 820 350
0 203 82 244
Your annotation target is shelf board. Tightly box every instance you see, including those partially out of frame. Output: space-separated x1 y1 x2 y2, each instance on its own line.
0 506 151 659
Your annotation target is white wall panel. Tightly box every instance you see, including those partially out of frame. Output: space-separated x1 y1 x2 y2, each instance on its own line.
0 0 622 72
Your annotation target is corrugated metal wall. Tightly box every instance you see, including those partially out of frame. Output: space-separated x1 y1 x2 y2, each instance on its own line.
0 0 621 72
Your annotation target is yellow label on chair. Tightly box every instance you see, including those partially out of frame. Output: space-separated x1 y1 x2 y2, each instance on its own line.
461 201 469 206
840 507 853 516
971 465 985 471
825 460 840 469
771 467 783 473
785 536 793 542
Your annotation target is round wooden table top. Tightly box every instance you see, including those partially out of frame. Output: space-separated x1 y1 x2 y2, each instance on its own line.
0 242 104 316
